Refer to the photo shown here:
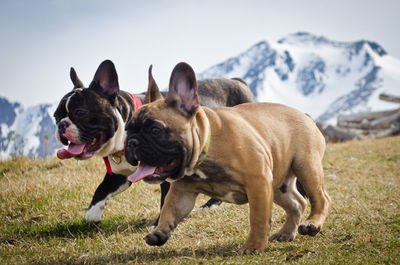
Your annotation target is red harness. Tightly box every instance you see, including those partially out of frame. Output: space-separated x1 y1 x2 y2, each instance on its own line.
103 93 142 174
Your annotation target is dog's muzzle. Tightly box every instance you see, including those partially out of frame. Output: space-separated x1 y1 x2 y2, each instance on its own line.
57 120 69 134
125 138 140 166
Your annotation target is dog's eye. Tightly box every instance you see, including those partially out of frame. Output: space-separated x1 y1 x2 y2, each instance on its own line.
151 127 161 136
74 109 88 117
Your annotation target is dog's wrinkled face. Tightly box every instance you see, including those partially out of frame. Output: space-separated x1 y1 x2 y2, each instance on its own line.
54 60 121 160
125 101 193 184
125 62 200 184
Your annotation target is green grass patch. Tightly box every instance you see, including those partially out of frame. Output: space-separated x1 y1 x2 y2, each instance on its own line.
0 136 399 264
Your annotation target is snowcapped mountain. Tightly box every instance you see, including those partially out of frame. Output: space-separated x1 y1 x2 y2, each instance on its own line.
1 32 400 158
0 97 60 159
198 32 400 123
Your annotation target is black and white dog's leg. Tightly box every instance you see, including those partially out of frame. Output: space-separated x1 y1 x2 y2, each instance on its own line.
196 198 222 211
85 172 131 223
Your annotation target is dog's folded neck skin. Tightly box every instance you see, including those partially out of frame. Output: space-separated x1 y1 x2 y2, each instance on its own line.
95 108 126 157
185 108 211 174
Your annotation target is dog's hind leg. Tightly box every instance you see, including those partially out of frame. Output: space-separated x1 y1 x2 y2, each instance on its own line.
270 173 307 242
293 155 331 236
85 172 131 223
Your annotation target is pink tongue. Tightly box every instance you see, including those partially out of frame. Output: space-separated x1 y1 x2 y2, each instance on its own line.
127 164 157 183
57 143 86 160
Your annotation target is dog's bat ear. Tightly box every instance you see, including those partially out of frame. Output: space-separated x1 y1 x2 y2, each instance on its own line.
144 65 163 104
90 60 119 100
166 62 199 116
70 67 84 89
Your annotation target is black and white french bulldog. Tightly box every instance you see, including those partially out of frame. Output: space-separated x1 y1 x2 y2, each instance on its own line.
54 60 256 224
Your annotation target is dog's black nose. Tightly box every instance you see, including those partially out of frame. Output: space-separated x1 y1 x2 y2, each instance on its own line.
58 121 69 134
127 138 140 149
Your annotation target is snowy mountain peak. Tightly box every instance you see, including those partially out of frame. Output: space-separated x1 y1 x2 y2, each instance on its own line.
278 32 332 46
365 41 387 56
278 32 387 57
199 32 400 124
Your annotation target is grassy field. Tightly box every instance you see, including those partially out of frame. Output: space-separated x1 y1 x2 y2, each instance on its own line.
0 136 399 264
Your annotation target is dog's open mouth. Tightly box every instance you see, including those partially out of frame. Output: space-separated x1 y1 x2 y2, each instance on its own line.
127 159 179 183
57 133 104 160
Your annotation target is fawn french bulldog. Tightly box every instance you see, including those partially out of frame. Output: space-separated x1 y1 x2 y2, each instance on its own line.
124 62 330 253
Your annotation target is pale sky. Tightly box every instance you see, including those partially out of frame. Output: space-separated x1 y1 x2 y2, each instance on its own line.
0 0 399 107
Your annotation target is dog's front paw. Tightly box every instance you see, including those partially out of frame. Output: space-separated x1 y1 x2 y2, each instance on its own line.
144 231 170 246
269 231 296 242
238 240 266 255
85 202 105 223
298 222 320 236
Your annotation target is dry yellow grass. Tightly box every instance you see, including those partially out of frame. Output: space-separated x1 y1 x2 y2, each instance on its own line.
0 136 399 264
